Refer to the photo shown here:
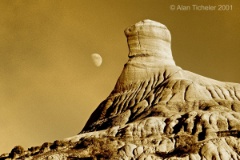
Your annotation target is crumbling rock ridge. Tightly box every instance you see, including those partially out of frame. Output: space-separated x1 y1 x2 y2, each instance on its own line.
1 19 240 159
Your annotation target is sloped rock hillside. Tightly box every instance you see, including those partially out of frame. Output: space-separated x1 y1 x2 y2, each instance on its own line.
1 19 240 160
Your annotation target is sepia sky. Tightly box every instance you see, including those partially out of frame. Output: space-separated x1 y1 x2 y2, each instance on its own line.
0 0 240 153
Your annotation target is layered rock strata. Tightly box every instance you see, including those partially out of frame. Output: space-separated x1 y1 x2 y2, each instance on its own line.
1 19 240 159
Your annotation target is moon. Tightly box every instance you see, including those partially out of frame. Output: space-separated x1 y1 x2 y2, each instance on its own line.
91 53 102 67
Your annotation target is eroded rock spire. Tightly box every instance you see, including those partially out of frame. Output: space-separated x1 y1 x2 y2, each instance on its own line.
81 20 240 134
3 19 240 160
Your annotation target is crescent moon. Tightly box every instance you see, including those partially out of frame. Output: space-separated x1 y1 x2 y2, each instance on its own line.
91 53 102 67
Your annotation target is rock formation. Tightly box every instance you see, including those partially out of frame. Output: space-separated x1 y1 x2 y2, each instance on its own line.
1 19 240 159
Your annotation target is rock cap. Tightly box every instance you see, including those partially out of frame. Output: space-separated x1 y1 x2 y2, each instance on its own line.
124 19 175 66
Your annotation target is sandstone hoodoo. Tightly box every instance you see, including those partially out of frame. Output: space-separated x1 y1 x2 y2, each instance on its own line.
82 19 240 135
2 19 240 159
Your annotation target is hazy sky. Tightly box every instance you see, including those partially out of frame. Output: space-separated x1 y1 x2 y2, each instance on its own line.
0 0 240 153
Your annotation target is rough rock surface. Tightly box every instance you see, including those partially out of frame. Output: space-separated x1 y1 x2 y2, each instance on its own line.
1 19 240 159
